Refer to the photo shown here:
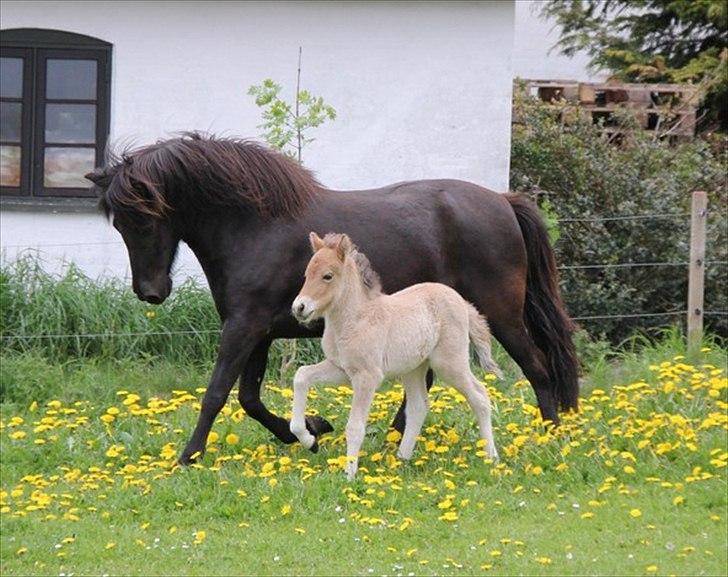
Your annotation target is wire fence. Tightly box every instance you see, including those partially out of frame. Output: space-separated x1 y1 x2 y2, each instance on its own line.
1 208 726 343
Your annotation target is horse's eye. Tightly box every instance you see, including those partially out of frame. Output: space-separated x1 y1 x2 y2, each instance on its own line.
323 273 334 281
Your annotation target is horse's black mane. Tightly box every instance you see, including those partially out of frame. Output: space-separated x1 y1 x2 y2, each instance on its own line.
95 132 321 218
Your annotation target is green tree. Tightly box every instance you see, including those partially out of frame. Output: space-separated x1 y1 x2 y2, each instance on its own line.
247 48 336 383
541 0 728 131
248 48 336 162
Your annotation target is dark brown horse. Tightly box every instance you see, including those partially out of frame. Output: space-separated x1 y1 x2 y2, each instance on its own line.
86 133 579 465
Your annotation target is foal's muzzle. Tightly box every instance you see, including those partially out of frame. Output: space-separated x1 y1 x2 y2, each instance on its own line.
291 296 315 324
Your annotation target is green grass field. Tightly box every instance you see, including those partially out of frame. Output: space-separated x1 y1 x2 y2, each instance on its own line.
1 336 726 576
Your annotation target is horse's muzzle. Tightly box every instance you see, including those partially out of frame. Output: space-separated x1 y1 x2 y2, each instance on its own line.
136 278 172 305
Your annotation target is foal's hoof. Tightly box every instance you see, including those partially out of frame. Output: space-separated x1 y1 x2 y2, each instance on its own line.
309 437 320 454
305 415 334 437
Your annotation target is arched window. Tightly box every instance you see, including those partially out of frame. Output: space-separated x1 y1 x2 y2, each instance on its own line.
0 28 111 198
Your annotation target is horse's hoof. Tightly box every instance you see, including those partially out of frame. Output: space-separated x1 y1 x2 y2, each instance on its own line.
178 449 202 466
309 438 320 454
178 454 195 466
305 415 334 436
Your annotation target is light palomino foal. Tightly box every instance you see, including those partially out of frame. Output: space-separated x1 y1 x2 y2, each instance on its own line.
289 232 502 480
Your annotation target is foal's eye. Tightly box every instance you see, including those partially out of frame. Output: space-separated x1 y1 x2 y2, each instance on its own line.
322 273 334 281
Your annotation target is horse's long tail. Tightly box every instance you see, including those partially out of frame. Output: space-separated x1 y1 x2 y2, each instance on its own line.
505 193 580 412
467 304 503 379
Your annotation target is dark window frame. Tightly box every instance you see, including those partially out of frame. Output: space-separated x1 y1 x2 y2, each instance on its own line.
1 28 111 199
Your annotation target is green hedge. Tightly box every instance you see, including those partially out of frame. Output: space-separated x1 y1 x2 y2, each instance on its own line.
510 88 727 342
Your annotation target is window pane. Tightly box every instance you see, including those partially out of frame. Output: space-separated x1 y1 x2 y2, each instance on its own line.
0 58 23 98
45 104 96 144
0 146 21 187
46 59 97 100
44 147 95 188
0 102 22 141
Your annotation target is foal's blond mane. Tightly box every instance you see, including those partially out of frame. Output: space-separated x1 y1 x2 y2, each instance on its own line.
321 233 383 297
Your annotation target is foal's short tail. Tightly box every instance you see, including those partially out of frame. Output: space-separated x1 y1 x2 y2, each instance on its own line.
505 193 580 412
467 305 504 379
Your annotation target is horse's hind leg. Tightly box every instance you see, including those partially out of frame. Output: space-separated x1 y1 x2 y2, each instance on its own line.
397 364 429 461
491 320 559 426
391 369 434 434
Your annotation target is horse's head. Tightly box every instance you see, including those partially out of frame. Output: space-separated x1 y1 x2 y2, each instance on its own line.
86 166 179 305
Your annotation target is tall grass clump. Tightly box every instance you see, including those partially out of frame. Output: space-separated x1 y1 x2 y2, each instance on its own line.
0 254 325 378
1 254 220 364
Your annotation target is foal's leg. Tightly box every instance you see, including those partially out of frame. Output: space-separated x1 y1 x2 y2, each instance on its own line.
289 360 348 452
432 356 498 461
391 369 434 435
345 371 382 480
397 364 429 461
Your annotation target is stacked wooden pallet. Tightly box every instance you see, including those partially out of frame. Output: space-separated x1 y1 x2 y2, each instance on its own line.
516 79 699 139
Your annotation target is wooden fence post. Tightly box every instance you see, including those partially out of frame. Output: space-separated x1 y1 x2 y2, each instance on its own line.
687 191 707 357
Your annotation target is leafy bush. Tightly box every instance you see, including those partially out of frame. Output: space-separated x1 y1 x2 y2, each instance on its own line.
510 88 727 342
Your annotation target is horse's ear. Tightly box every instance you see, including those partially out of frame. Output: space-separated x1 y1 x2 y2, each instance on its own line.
335 234 353 262
309 232 325 253
85 168 110 187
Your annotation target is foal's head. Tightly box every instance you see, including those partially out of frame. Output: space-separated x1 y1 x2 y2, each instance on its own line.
292 232 381 324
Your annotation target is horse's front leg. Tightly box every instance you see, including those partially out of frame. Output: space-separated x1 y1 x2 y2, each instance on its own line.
289 360 349 452
345 371 382 480
179 315 265 465
238 339 335 443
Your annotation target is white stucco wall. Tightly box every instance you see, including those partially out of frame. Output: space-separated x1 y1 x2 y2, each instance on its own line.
1 0 516 282
513 0 607 82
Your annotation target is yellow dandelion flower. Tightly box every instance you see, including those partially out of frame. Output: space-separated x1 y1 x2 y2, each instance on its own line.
439 511 458 522
630 509 642 518
207 431 219 444
105 542 116 550
281 504 292 515
16 547 28 555
268 478 278 487
193 530 206 544
9 431 26 440
536 557 553 565
61 536 75 545
646 565 657 573
225 433 240 445
294 527 306 534
581 512 594 519
489 549 502 557
673 496 684 506
385 430 402 443
623 466 636 474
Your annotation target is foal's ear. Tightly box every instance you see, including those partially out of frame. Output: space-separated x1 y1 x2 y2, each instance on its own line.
309 232 325 253
335 234 353 262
